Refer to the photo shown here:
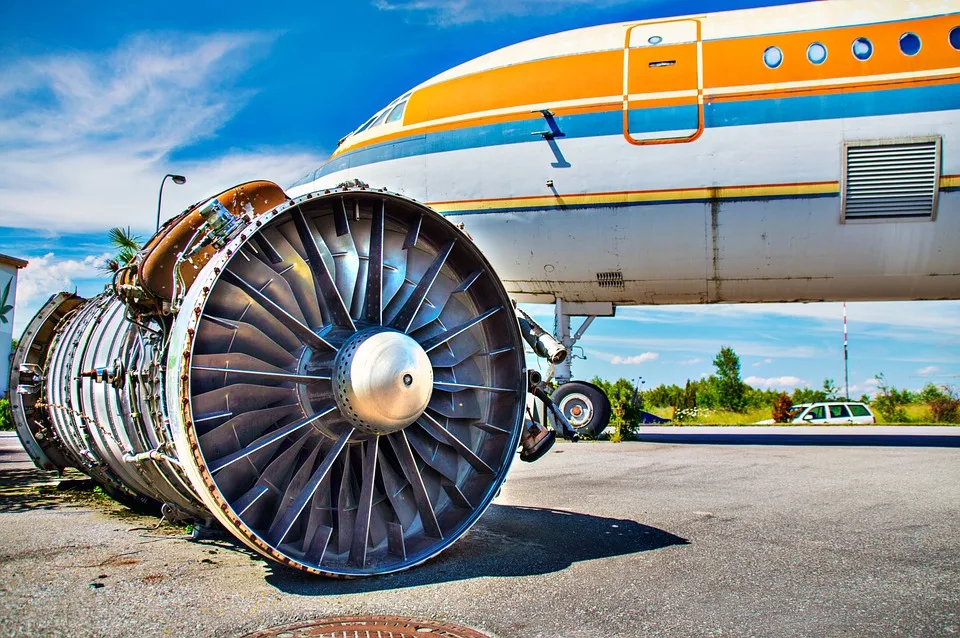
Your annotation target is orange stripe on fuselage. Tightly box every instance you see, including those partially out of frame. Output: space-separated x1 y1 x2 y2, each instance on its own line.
404 50 623 126
334 13 960 158
703 15 957 89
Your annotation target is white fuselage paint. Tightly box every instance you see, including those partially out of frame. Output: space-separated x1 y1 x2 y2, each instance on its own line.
290 107 960 305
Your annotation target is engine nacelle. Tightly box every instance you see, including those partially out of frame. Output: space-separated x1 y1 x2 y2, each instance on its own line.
11 183 528 576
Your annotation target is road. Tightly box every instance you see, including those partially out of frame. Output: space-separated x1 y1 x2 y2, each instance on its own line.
1 431 958 637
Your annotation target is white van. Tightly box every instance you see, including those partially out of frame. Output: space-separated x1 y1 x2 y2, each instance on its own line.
792 402 876 424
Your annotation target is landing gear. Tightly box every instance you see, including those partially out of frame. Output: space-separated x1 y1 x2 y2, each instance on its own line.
548 299 616 435
552 381 612 438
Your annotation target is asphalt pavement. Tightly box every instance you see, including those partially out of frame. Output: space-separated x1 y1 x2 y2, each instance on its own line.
633 425 960 447
1 431 958 637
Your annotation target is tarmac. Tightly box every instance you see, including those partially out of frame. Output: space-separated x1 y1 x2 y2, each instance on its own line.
1 430 958 637
633 424 960 447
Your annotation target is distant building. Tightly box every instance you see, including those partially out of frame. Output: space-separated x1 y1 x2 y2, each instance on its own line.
1 253 28 398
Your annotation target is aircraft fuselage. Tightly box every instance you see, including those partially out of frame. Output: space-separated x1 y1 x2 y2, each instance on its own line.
290 0 960 306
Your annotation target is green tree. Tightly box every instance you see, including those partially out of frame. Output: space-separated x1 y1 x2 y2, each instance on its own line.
680 380 697 410
921 384 959 423
871 374 911 422
0 399 11 431
591 377 645 429
102 226 143 272
696 377 720 408
791 386 828 405
822 378 840 400
918 383 947 404
713 346 745 411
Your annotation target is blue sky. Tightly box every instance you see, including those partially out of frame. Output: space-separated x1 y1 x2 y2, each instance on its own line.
1 0 957 394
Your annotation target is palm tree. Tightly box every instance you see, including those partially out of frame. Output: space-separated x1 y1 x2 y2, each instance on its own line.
0 277 13 325
102 227 143 273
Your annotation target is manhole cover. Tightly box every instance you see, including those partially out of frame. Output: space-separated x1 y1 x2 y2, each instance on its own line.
243 616 491 638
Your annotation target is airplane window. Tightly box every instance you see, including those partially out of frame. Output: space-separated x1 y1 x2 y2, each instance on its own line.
763 46 783 69
899 32 922 56
950 27 960 50
385 100 408 124
354 112 382 136
370 108 391 129
852 37 873 60
807 42 827 64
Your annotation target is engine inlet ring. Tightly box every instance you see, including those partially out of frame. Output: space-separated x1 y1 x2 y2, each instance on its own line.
167 187 525 576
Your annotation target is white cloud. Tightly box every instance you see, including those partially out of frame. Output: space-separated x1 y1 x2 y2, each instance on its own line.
678 357 703 365
618 302 960 339
744 375 808 390
15 252 111 311
0 33 324 234
847 377 881 395
610 352 659 365
589 335 822 359
373 0 637 24
752 358 774 367
916 366 941 377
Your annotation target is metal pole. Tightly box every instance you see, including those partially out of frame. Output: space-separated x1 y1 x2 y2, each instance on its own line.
156 174 186 231
843 302 850 400
156 174 170 232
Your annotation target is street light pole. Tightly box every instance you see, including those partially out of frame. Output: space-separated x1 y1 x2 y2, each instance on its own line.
156 174 187 231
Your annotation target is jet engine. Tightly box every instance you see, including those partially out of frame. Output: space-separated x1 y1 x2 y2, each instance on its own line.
10 181 534 576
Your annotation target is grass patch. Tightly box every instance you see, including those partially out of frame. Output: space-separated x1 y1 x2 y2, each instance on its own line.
646 406 771 425
643 404 955 426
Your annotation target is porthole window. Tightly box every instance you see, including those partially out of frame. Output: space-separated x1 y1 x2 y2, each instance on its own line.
950 26 960 50
807 42 827 64
763 46 783 69
852 37 873 61
899 32 922 56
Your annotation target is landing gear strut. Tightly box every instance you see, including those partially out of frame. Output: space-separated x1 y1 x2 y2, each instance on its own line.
550 299 614 436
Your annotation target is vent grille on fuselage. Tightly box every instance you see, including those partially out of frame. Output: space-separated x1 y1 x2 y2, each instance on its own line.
842 138 941 222
596 271 624 288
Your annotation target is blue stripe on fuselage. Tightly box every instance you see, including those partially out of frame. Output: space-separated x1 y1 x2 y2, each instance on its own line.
313 82 960 179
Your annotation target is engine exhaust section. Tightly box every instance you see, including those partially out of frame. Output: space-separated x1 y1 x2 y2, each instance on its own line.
11 181 530 576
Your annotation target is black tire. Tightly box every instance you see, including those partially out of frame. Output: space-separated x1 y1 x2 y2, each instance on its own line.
551 381 612 438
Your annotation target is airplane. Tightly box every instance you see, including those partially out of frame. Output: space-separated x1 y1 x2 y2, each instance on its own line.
289 0 960 436
10 0 960 577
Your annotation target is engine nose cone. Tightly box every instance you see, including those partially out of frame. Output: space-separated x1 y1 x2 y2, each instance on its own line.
333 329 433 436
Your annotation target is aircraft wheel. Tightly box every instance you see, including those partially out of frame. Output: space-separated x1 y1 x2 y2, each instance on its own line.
552 381 612 438
169 188 526 576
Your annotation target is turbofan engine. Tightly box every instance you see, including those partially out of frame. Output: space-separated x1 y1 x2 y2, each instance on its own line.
10 181 534 576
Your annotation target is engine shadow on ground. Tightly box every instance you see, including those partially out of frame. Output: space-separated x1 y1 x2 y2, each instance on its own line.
265 504 688 595
0 467 66 513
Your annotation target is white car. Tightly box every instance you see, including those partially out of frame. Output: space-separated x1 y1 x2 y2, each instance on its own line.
792 402 876 424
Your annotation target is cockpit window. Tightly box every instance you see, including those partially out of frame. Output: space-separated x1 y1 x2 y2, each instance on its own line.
371 108 391 129
386 100 408 124
343 92 412 144
354 112 382 135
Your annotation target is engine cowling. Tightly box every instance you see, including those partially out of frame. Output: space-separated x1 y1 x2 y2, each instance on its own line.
11 182 527 576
